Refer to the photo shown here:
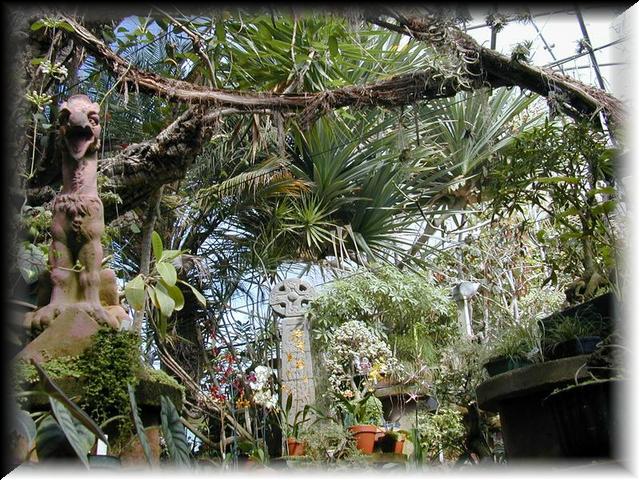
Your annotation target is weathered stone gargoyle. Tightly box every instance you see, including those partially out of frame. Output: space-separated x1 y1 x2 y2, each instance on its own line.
20 95 129 361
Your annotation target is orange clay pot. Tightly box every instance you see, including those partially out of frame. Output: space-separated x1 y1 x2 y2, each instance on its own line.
394 438 405 454
287 437 306 456
348 425 378 454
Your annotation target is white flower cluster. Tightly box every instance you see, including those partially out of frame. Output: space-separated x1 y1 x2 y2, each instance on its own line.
39 60 68 81
249 365 272 390
253 389 278 409
325 320 397 397
25 91 53 111
249 365 278 409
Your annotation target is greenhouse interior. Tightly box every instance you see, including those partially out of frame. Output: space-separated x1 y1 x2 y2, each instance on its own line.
5 3 636 476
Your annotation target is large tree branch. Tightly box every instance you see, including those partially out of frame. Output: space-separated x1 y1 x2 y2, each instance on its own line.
367 13 625 130
24 13 624 222
58 15 486 127
61 13 623 130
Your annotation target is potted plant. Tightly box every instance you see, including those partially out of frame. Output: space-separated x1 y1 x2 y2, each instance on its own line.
279 394 311 457
483 319 543 376
335 390 384 454
375 429 406 454
544 315 602 360
322 321 398 454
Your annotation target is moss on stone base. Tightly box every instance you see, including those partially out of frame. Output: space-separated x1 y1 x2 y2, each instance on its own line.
13 328 184 453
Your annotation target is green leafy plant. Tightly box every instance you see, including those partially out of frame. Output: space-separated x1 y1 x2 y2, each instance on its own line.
484 318 543 363
297 420 360 463
125 231 206 339
416 408 466 461
487 121 620 303
160 395 191 466
127 383 153 467
432 339 485 407
308 264 456 349
279 393 311 439
334 390 384 427
237 437 268 464
545 315 601 344
14 361 110 469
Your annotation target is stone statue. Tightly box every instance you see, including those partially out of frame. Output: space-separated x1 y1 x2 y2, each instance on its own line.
24 94 127 332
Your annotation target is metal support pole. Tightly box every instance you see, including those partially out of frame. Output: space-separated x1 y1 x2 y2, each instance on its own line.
575 6 607 91
531 18 565 74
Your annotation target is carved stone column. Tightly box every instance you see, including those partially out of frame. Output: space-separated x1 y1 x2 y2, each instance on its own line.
269 278 316 422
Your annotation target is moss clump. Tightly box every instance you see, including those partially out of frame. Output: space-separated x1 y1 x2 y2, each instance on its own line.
14 356 83 384
76 329 140 428
137 365 185 408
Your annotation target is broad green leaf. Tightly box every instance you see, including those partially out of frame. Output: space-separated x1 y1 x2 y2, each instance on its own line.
57 21 75 32
127 384 153 466
592 199 617 216
15 409 37 445
160 249 183 262
588 186 616 197
162 282 185 311
160 396 191 466
36 415 74 461
285 393 293 414
559 206 580 217
125 274 146 311
50 397 94 468
30 20 44 31
154 284 175 318
156 261 177 286
216 19 225 43
178 280 207 307
151 231 163 261
32 360 109 445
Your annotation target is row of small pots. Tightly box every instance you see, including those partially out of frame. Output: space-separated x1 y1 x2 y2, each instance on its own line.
287 426 405 457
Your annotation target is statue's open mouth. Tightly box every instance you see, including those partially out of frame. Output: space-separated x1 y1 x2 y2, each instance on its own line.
65 126 96 160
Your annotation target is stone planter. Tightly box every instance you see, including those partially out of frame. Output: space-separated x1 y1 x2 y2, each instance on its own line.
546 336 601 360
543 379 617 457
483 356 532 377
476 355 593 458
286 437 306 456
348 425 378 454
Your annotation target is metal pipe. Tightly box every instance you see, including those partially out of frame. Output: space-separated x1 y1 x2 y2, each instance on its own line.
575 6 607 91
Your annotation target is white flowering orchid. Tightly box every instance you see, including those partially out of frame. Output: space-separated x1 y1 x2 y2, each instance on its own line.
253 389 278 409
325 320 398 399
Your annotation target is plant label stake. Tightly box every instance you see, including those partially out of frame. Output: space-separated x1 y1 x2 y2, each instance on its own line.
269 278 316 424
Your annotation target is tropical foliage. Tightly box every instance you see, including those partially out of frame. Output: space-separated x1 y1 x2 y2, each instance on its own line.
8 4 625 471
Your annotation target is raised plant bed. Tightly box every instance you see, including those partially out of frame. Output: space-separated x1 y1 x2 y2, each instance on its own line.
483 356 532 377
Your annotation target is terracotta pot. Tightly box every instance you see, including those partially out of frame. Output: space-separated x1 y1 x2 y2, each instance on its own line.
287 437 306 456
348 425 378 454
393 438 405 455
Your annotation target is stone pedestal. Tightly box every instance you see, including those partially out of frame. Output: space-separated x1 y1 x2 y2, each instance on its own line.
269 279 316 423
476 355 592 458
16 305 102 363
15 358 183 462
